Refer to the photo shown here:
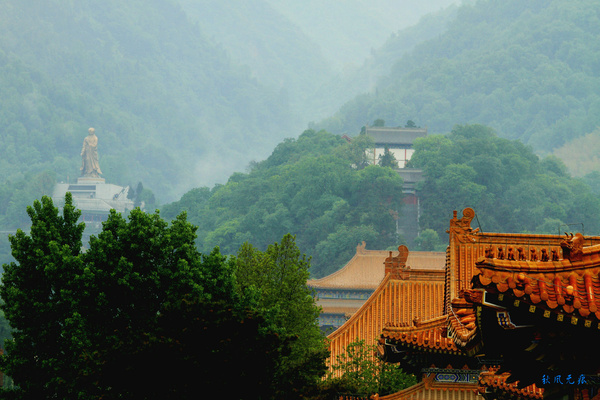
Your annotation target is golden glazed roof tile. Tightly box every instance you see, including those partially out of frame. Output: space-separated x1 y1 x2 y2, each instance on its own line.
308 241 445 290
379 375 479 400
474 246 600 319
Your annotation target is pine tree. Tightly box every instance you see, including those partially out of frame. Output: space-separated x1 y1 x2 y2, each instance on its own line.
378 145 398 168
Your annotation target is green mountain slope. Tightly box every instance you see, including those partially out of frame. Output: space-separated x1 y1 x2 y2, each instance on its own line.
161 129 404 278
0 0 294 204
317 0 600 154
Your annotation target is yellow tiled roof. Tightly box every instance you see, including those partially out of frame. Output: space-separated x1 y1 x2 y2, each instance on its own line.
308 242 446 290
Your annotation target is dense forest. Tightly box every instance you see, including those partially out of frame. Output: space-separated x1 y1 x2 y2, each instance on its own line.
318 0 600 156
409 124 600 241
161 129 403 278
161 123 600 276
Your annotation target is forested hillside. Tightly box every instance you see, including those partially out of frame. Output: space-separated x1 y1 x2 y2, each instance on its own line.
0 0 459 267
162 124 600 276
409 125 600 243
161 129 404 278
318 0 600 157
5 0 600 276
0 0 294 208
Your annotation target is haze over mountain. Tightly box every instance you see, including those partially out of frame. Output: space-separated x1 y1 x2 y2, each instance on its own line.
178 0 460 128
267 0 460 72
317 0 600 162
6 0 600 270
0 0 296 203
0 0 458 211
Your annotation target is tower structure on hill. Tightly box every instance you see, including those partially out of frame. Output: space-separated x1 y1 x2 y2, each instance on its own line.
365 125 427 168
365 125 427 246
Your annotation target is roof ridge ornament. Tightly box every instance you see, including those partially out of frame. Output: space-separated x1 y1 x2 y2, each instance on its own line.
384 245 410 279
560 232 584 261
356 240 367 255
448 208 479 243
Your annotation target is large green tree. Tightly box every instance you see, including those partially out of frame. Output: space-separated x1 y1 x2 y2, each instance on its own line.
235 234 329 399
0 194 299 399
0 193 85 399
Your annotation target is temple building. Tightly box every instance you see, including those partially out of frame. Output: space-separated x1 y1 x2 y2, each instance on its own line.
325 208 600 400
308 242 445 329
365 126 427 168
359 125 428 246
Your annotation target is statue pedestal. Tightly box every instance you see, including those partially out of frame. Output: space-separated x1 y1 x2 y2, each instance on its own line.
77 177 105 185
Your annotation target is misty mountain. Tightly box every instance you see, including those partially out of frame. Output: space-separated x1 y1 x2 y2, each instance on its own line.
177 0 332 129
316 0 600 156
0 0 295 204
308 3 460 120
267 0 459 71
0 0 463 266
177 0 460 128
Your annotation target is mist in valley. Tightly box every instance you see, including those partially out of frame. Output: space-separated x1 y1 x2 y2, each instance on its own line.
0 0 459 204
4 0 600 270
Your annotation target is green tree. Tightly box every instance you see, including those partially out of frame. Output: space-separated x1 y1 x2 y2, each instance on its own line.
336 133 375 170
378 145 399 168
324 340 416 397
0 194 86 399
0 195 295 399
163 129 404 278
235 234 329 399
407 124 600 236
413 228 443 251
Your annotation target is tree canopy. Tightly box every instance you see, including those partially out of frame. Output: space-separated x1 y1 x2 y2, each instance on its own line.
162 129 404 277
408 124 600 236
0 194 326 399
234 235 328 399
322 339 416 398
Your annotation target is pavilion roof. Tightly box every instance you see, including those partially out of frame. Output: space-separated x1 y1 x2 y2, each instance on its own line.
365 126 427 146
375 209 600 399
308 241 445 290
379 372 479 400
381 315 460 354
380 298 480 356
